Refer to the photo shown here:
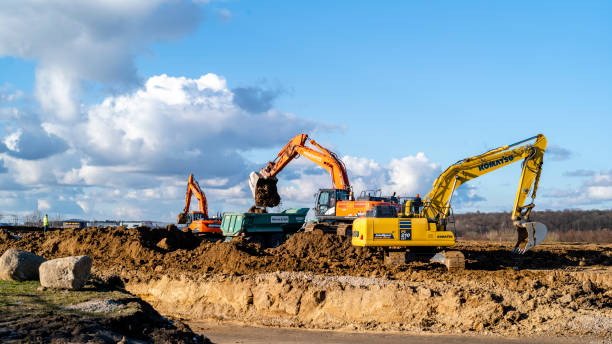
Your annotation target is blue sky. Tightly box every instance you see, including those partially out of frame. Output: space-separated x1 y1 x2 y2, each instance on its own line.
0 1 610 221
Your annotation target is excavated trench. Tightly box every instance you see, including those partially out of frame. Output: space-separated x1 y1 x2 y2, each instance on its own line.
1 227 610 339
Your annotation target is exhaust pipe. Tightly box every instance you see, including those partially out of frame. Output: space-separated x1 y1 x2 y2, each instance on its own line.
513 221 547 254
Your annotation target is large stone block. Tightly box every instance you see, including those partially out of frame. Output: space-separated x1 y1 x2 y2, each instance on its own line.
39 256 92 290
0 249 46 281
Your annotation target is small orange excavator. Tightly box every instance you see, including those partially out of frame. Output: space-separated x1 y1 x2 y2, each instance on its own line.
177 174 222 236
249 133 396 235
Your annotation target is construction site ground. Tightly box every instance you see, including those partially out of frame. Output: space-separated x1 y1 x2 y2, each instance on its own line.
0 226 610 343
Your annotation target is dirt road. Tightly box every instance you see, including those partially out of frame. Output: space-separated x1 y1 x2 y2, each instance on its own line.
188 322 601 344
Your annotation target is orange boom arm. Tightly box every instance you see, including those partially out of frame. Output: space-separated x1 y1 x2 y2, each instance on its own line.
184 173 209 218
258 133 350 190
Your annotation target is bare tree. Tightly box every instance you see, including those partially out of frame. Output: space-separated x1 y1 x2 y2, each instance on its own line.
23 210 43 227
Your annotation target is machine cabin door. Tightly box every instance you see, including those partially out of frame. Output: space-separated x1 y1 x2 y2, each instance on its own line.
315 190 332 216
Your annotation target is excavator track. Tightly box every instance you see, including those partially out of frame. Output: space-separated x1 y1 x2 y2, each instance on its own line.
193 232 224 242
304 222 352 236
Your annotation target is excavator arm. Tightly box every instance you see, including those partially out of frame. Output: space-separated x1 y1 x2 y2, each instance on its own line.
178 174 209 223
423 134 547 253
249 133 351 207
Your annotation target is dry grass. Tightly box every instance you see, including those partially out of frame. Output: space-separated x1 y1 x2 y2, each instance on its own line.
457 228 612 243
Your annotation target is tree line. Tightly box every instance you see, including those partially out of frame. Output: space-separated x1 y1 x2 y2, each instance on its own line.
451 209 612 235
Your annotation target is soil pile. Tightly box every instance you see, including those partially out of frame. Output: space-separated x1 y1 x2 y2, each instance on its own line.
1 227 611 279
0 226 198 269
0 229 14 242
265 230 386 274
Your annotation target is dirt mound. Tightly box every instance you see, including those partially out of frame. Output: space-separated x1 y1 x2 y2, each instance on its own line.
167 237 265 274
0 229 15 242
265 230 387 274
4 228 610 280
0 226 199 270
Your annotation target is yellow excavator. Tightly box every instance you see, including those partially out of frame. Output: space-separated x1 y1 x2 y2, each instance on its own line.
352 134 548 269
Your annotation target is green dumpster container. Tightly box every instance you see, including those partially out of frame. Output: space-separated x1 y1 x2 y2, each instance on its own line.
221 208 309 248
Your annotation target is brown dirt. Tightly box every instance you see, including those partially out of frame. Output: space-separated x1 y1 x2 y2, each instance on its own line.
248 206 267 213
254 178 281 207
0 227 610 339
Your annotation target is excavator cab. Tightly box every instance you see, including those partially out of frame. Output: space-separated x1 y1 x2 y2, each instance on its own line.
315 189 351 216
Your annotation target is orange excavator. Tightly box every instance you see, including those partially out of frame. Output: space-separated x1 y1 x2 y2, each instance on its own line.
177 174 222 236
249 133 395 235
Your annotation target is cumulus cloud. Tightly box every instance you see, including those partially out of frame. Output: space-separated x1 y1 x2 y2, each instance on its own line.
0 0 204 121
272 150 494 213
232 85 284 114
0 73 323 220
544 170 612 207
546 145 572 161
564 169 595 177
0 158 7 173
385 153 440 196
67 74 318 180
1 127 68 160
0 85 23 103
275 153 441 204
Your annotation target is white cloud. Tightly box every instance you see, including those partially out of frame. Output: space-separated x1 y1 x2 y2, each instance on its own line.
37 199 51 211
274 152 441 207
0 73 323 220
0 0 204 121
587 186 612 200
385 153 440 196
68 73 319 181
542 170 612 208
0 85 23 102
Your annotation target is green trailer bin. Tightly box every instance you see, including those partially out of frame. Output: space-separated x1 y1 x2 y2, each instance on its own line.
221 208 309 248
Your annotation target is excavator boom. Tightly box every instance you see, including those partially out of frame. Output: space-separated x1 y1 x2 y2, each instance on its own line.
422 134 547 252
249 133 350 207
182 174 208 217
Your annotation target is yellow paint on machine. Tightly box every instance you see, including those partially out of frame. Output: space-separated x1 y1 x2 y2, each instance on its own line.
351 217 456 247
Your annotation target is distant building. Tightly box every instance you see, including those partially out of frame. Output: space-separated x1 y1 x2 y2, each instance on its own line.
120 221 155 229
89 220 121 228
63 219 88 230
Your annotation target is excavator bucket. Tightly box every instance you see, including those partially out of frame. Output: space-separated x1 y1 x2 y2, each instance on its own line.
249 171 281 208
513 222 547 254
177 212 188 224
